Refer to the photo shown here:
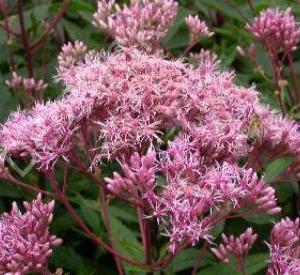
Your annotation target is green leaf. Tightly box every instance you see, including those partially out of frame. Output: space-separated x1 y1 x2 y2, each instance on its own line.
276 181 298 203
200 253 268 275
80 203 104 236
165 248 214 274
236 209 275 225
162 7 191 50
0 77 17 122
110 216 147 273
9 4 50 31
199 0 246 22
264 156 294 183
200 262 238 274
0 180 22 198
109 205 137 223
71 193 104 236
245 253 268 275
211 220 225 238
51 213 76 233
68 1 94 13
219 45 237 69
50 246 97 275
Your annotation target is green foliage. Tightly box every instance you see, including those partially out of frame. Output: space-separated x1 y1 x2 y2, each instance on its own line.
0 0 300 274
264 155 294 183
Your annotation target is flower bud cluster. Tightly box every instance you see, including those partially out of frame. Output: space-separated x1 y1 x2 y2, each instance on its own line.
0 194 62 274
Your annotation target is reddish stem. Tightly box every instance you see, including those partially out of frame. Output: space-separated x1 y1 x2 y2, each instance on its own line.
17 0 34 77
30 0 70 53
247 0 254 12
0 0 16 70
269 53 286 114
98 183 124 275
47 171 149 268
191 241 209 275
137 206 153 273
7 173 55 197
287 53 300 103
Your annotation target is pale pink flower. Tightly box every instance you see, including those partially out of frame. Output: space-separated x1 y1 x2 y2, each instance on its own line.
6 72 47 98
58 41 88 72
267 218 300 275
211 228 257 263
105 148 157 200
93 0 178 52
185 15 213 47
247 8 300 54
0 194 62 274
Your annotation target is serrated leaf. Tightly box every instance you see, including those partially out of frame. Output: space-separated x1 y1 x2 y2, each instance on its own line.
276 181 298 203
0 180 22 198
199 0 246 22
162 7 191 50
264 156 294 183
80 203 103 236
200 253 268 275
109 205 137 223
50 246 97 275
236 209 275 225
245 253 268 274
0 78 17 122
165 248 214 274
211 220 225 238
71 193 104 236
199 262 238 274
110 216 147 273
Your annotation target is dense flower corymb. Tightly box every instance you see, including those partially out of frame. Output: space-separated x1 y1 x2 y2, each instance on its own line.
185 15 213 48
93 0 178 52
211 228 257 263
247 8 300 54
267 218 300 275
0 194 62 274
1 46 300 253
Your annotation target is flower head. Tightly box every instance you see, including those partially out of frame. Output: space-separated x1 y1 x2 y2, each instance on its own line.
267 218 300 275
185 15 213 47
211 228 257 263
0 194 62 274
6 72 47 101
93 0 178 52
58 41 88 72
247 8 300 54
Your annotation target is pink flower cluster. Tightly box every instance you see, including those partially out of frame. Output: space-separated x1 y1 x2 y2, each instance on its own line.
247 8 300 54
6 72 47 97
0 194 62 274
0 100 77 170
106 142 279 252
105 148 157 201
1 46 300 251
58 40 88 72
185 15 213 47
211 228 257 263
267 218 300 274
93 0 178 52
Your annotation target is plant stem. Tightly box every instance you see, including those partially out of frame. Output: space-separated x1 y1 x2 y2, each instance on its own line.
0 1 16 71
269 54 286 114
30 0 70 53
17 0 34 77
137 206 153 273
191 241 209 275
287 53 300 103
237 257 247 275
98 181 124 275
247 0 254 12
7 173 55 197
47 171 149 268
